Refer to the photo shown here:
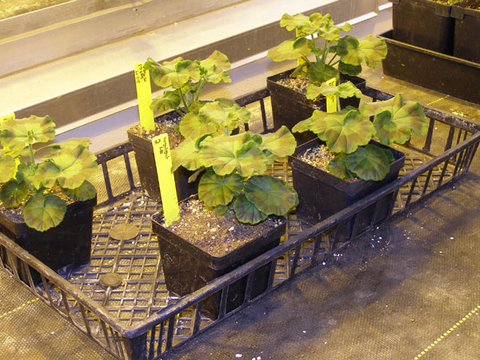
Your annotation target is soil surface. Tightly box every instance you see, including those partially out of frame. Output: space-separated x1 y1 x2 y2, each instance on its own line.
128 113 184 148
457 0 480 9
160 198 284 258
297 144 334 172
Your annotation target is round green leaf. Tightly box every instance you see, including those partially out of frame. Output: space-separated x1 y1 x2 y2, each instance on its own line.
23 194 67 232
233 194 267 225
306 62 339 85
199 133 268 177
259 126 297 158
0 151 16 183
63 180 97 201
321 110 375 154
327 153 353 179
267 38 313 62
345 144 392 181
0 179 28 208
244 176 298 216
0 115 55 151
37 145 98 189
150 91 181 112
198 171 243 208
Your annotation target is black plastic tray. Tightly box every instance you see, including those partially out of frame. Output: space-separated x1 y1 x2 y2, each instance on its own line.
1 87 479 360
380 30 480 104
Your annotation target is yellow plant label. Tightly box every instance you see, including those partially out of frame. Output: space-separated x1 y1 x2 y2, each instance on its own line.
152 133 179 225
296 29 306 67
325 77 337 113
134 64 155 132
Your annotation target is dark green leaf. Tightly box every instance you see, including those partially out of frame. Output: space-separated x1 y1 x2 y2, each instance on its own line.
233 194 267 224
198 170 243 208
244 176 298 216
23 194 66 232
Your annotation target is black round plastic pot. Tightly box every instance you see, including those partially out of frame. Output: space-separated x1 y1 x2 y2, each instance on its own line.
127 112 199 202
390 0 454 55
0 197 97 285
266 69 366 144
451 1 480 63
152 209 286 320
289 138 405 239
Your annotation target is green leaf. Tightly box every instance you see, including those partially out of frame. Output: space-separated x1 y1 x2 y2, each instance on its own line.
0 115 55 152
178 110 219 139
306 81 362 100
150 91 181 112
233 194 267 225
361 93 428 145
199 50 232 84
23 194 66 232
327 153 353 179
199 133 268 177
306 62 339 85
267 38 314 62
36 145 98 190
146 57 200 89
345 144 392 181
337 35 387 68
258 126 297 158
244 176 298 216
198 170 243 208
63 180 97 201
338 61 362 76
171 138 203 171
320 110 375 154
0 150 16 183
279 13 311 32
0 179 28 208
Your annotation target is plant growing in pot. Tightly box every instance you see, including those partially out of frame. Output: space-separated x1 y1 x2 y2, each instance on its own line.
127 50 234 202
151 103 298 319
289 91 428 238
266 12 387 143
0 114 98 284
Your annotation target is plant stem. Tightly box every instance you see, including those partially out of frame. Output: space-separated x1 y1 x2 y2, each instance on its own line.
194 78 206 102
28 144 35 164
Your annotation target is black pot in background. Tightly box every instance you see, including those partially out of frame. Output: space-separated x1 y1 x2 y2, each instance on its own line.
127 112 198 202
152 210 286 320
390 0 454 55
289 138 405 239
451 1 480 63
267 69 366 144
379 30 480 105
0 197 97 285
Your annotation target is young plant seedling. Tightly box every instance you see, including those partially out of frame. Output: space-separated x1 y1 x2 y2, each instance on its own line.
171 103 298 224
267 12 388 86
292 93 428 181
0 115 98 231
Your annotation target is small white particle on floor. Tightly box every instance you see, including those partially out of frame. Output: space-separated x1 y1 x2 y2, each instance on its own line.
236 354 242 358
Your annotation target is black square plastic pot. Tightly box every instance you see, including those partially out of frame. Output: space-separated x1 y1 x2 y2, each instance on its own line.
266 69 367 144
451 1 480 63
289 138 405 238
380 30 480 104
127 112 198 202
152 211 286 320
390 0 454 54
0 197 97 285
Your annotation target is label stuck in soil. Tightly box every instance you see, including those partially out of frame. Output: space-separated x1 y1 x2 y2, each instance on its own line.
325 77 337 113
134 63 155 132
152 133 179 225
